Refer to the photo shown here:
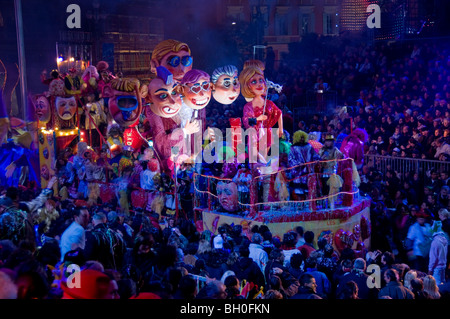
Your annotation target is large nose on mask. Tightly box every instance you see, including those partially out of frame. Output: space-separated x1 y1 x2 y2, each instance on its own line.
118 97 138 120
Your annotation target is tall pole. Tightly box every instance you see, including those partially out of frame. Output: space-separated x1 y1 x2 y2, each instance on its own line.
14 0 27 120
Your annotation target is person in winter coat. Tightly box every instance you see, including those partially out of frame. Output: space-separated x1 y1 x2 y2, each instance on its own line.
231 245 265 290
264 248 300 298
378 268 414 299
290 273 322 299
248 233 269 273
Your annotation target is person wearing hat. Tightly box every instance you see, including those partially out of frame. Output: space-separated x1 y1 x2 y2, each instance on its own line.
319 134 344 176
405 210 433 273
392 147 401 157
288 130 320 200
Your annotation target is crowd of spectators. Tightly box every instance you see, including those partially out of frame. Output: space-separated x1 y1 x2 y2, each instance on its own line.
1 39 450 300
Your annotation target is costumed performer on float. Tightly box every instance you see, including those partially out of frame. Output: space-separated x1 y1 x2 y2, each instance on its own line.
339 127 368 170
319 134 344 200
288 130 320 200
145 66 200 175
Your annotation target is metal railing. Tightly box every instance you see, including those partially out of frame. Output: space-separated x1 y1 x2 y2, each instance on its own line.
193 158 361 219
364 154 450 181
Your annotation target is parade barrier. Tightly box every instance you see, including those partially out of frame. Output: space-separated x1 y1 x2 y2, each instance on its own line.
193 158 371 255
365 154 450 181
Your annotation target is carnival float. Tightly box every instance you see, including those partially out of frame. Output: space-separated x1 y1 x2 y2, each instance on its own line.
0 38 371 257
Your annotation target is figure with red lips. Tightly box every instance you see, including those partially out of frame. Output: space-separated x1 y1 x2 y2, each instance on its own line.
145 66 200 175
54 96 78 129
211 65 241 105
217 180 239 213
239 64 283 152
178 69 211 158
108 78 142 128
33 94 51 126
150 39 193 83
107 77 148 153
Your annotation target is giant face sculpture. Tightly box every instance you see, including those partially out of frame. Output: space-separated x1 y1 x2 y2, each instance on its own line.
35 95 51 123
150 39 193 82
217 181 239 212
248 73 267 98
147 77 182 118
180 70 211 110
108 78 142 127
55 96 77 121
211 65 240 105
239 66 266 100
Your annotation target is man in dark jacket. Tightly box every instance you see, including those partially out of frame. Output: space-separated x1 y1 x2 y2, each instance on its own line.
264 248 300 298
378 268 414 299
290 273 322 299
231 245 265 289
336 258 379 299
84 212 126 270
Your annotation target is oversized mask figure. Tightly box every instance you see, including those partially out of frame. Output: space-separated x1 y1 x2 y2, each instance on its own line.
55 96 77 121
34 95 51 123
108 78 142 127
147 66 182 118
211 65 240 105
150 39 193 83
179 69 212 110
217 181 239 213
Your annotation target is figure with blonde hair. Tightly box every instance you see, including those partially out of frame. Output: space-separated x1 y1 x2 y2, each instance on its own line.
150 39 193 82
403 270 417 291
423 275 441 299
243 59 265 71
239 65 283 155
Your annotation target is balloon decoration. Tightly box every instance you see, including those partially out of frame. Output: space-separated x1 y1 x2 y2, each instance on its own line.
334 228 354 253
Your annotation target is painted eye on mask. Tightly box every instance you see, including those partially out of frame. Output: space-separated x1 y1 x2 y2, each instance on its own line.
222 80 232 88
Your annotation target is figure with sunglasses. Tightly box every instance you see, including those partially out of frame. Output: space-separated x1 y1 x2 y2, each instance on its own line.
145 66 199 175
150 39 193 83
178 69 212 159
239 65 283 154
107 77 146 163
211 65 241 105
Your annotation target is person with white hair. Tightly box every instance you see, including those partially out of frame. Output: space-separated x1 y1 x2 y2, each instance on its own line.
336 257 379 299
